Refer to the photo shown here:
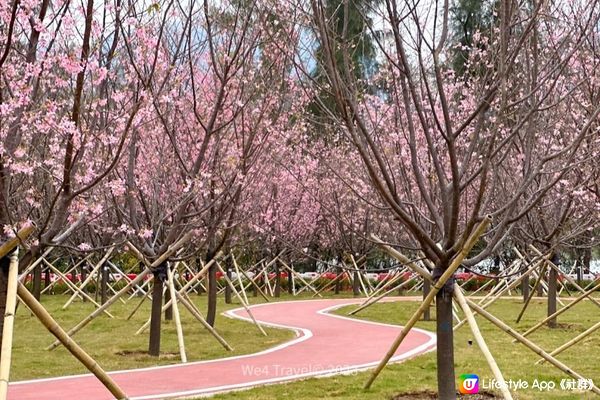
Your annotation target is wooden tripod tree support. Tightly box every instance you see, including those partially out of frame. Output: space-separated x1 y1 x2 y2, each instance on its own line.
364 215 492 389
167 264 186 363
453 257 544 331
474 259 520 305
239 266 270 302
41 259 115 318
17 282 128 399
173 290 233 351
47 232 193 351
350 255 370 297
535 319 600 364
135 255 224 335
0 249 19 400
40 255 93 295
278 259 322 297
348 274 417 316
18 247 54 282
515 262 547 323
517 278 600 340
216 263 267 336
0 225 35 260
453 285 513 400
231 254 249 305
63 247 115 310
370 234 600 398
513 248 565 308
368 229 511 398
465 297 600 396
529 245 600 309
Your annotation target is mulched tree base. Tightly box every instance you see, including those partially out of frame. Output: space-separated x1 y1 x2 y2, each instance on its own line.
392 390 500 399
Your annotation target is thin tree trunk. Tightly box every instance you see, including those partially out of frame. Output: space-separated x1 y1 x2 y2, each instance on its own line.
44 268 51 289
224 262 232 304
206 261 217 326
253 268 260 297
423 278 431 321
33 265 42 300
0 258 9 358
274 259 281 298
334 266 342 294
148 273 164 356
164 287 173 321
288 265 294 295
522 273 530 302
436 288 456 399
537 265 545 296
164 263 173 321
547 267 558 328
352 271 360 296
100 266 108 305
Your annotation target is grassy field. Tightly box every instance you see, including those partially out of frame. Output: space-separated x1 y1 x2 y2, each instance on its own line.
11 292 298 381
11 292 600 399
207 297 600 400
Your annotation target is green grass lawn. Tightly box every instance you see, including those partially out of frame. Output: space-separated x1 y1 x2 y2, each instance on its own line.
11 291 600 399
12 291 299 381
208 297 600 400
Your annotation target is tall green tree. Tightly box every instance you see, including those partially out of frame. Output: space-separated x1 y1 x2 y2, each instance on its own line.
310 0 378 123
449 0 495 75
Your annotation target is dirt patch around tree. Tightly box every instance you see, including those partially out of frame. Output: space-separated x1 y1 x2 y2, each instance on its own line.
392 390 500 399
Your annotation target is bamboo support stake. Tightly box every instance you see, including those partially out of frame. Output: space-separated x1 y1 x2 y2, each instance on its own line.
529 245 600 308
514 249 565 307
41 254 92 294
351 255 369 297
63 247 115 309
515 263 547 323
349 276 417 316
174 291 233 351
295 269 331 295
231 254 249 305
278 260 322 297
535 319 600 364
263 268 274 296
0 225 34 260
364 215 491 389
371 234 598 395
127 277 152 301
518 279 600 339
454 258 542 331
18 247 54 282
240 267 270 302
167 264 186 363
453 285 513 400
352 269 406 309
464 297 600 396
135 257 222 335
468 274 496 297
0 250 19 400
17 282 128 399
42 259 114 318
216 263 267 336
475 260 520 304
312 271 348 297
126 291 150 321
47 232 193 350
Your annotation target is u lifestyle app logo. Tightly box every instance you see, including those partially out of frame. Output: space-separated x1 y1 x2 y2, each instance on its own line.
459 374 479 394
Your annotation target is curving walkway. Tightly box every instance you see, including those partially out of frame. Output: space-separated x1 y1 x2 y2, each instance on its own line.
9 298 435 400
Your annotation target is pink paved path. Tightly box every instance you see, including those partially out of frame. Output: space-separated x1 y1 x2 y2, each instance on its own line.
9 298 435 400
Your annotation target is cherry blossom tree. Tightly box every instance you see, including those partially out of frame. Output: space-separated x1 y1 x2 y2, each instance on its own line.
306 0 600 397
